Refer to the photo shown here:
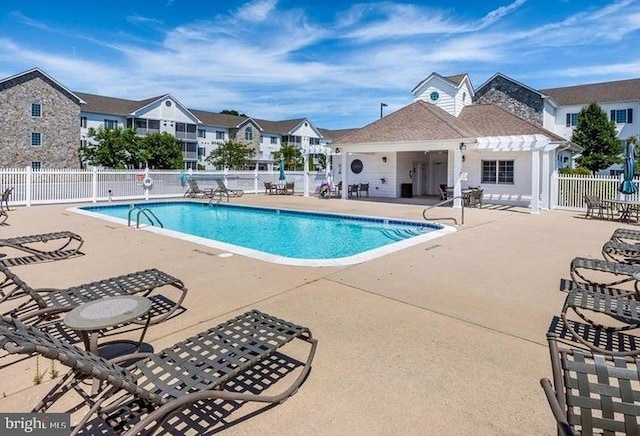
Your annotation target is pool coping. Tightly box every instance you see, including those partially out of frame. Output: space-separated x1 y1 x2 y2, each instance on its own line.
69 200 457 267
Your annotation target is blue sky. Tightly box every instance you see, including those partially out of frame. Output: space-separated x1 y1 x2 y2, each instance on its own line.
1 1 639 129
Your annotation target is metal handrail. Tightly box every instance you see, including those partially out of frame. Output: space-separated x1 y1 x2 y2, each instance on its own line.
127 207 164 229
422 196 465 226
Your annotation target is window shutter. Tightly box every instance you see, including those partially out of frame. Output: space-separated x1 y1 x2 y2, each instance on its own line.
566 113 571 127
628 108 633 124
610 110 616 122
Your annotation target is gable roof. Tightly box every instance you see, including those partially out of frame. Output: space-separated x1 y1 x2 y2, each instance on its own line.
475 72 546 99
335 100 476 145
540 78 640 105
319 128 358 141
458 104 565 141
253 118 307 135
0 67 84 105
75 92 163 116
188 109 247 128
411 72 471 95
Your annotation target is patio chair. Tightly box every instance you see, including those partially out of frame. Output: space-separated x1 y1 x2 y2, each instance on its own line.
184 178 217 199
1 187 13 212
583 194 608 219
358 183 369 197
264 181 277 195
0 310 316 435
540 333 640 436
569 256 640 292
331 181 342 198
0 264 187 326
215 179 244 200
468 189 484 208
285 181 295 195
0 231 84 265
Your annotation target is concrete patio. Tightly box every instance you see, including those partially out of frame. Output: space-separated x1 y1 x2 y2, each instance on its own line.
0 194 629 435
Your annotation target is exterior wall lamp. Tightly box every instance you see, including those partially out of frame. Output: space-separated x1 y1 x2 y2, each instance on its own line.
459 143 467 151
382 156 387 162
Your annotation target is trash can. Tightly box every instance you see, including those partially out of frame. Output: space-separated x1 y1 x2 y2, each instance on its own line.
401 183 413 198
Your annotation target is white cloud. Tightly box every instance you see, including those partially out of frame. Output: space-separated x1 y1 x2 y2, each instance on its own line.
234 0 278 23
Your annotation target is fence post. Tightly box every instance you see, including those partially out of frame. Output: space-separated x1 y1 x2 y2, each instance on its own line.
92 167 98 203
25 166 32 207
253 167 258 195
144 167 150 201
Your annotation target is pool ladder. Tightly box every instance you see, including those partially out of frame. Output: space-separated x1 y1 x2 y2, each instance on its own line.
128 207 164 229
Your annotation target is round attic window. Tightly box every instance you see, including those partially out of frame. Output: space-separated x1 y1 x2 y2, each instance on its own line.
350 159 363 174
429 91 440 102
165 101 172 107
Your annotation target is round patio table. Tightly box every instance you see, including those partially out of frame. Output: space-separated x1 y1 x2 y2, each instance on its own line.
64 295 152 357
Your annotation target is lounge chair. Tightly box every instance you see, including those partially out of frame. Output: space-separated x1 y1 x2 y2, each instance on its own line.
0 231 83 265
602 240 640 264
0 310 316 435
569 256 640 291
215 179 244 200
184 178 216 199
0 264 187 326
610 227 640 244
540 333 640 435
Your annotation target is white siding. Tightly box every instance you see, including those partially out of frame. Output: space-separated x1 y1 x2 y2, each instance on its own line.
413 76 458 116
137 98 198 124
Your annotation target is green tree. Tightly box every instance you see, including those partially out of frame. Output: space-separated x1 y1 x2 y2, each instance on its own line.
139 132 184 169
274 143 303 170
205 140 255 169
573 102 621 173
82 127 138 169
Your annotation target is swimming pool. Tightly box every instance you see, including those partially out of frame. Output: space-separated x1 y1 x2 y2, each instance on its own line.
73 201 455 266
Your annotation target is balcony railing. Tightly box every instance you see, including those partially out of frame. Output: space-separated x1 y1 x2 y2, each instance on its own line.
176 132 197 140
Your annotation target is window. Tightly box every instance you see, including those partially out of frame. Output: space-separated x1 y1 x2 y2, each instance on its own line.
565 113 579 127
610 109 633 124
31 161 41 171
31 132 42 146
216 131 225 140
245 126 253 141
481 160 514 184
31 103 41 118
198 147 206 159
270 136 278 144
80 116 87 128
198 129 206 138
310 137 320 145
104 119 118 129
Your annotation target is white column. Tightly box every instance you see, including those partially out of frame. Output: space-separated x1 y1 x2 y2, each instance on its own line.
452 148 463 208
531 149 540 214
254 166 259 195
341 151 348 199
541 150 550 210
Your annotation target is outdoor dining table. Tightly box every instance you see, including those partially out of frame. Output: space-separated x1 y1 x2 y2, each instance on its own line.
603 198 640 222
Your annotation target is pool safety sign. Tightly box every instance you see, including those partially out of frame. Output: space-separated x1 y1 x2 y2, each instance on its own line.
136 173 145 186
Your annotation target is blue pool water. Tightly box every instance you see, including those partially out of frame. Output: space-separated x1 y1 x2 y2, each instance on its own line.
76 201 453 266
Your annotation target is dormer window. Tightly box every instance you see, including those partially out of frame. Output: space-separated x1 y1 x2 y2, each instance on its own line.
429 91 440 102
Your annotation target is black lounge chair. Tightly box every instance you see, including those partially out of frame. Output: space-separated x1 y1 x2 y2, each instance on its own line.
0 310 316 435
610 227 640 244
540 333 640 435
215 179 244 201
184 179 216 199
569 256 640 291
602 240 640 264
0 264 187 327
0 231 84 265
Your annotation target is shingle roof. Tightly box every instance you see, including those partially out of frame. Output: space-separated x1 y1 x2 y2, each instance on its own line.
335 101 477 144
188 109 247 128
252 118 306 135
458 104 565 141
541 78 640 105
445 74 468 86
0 68 84 105
319 128 358 141
75 92 164 116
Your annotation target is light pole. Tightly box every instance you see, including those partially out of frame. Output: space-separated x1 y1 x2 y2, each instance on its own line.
380 102 388 119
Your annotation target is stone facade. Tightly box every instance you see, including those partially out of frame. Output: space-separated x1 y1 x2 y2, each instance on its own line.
474 76 544 126
0 72 81 168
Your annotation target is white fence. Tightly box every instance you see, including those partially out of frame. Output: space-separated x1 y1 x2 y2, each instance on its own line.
552 173 639 210
2 168 328 207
